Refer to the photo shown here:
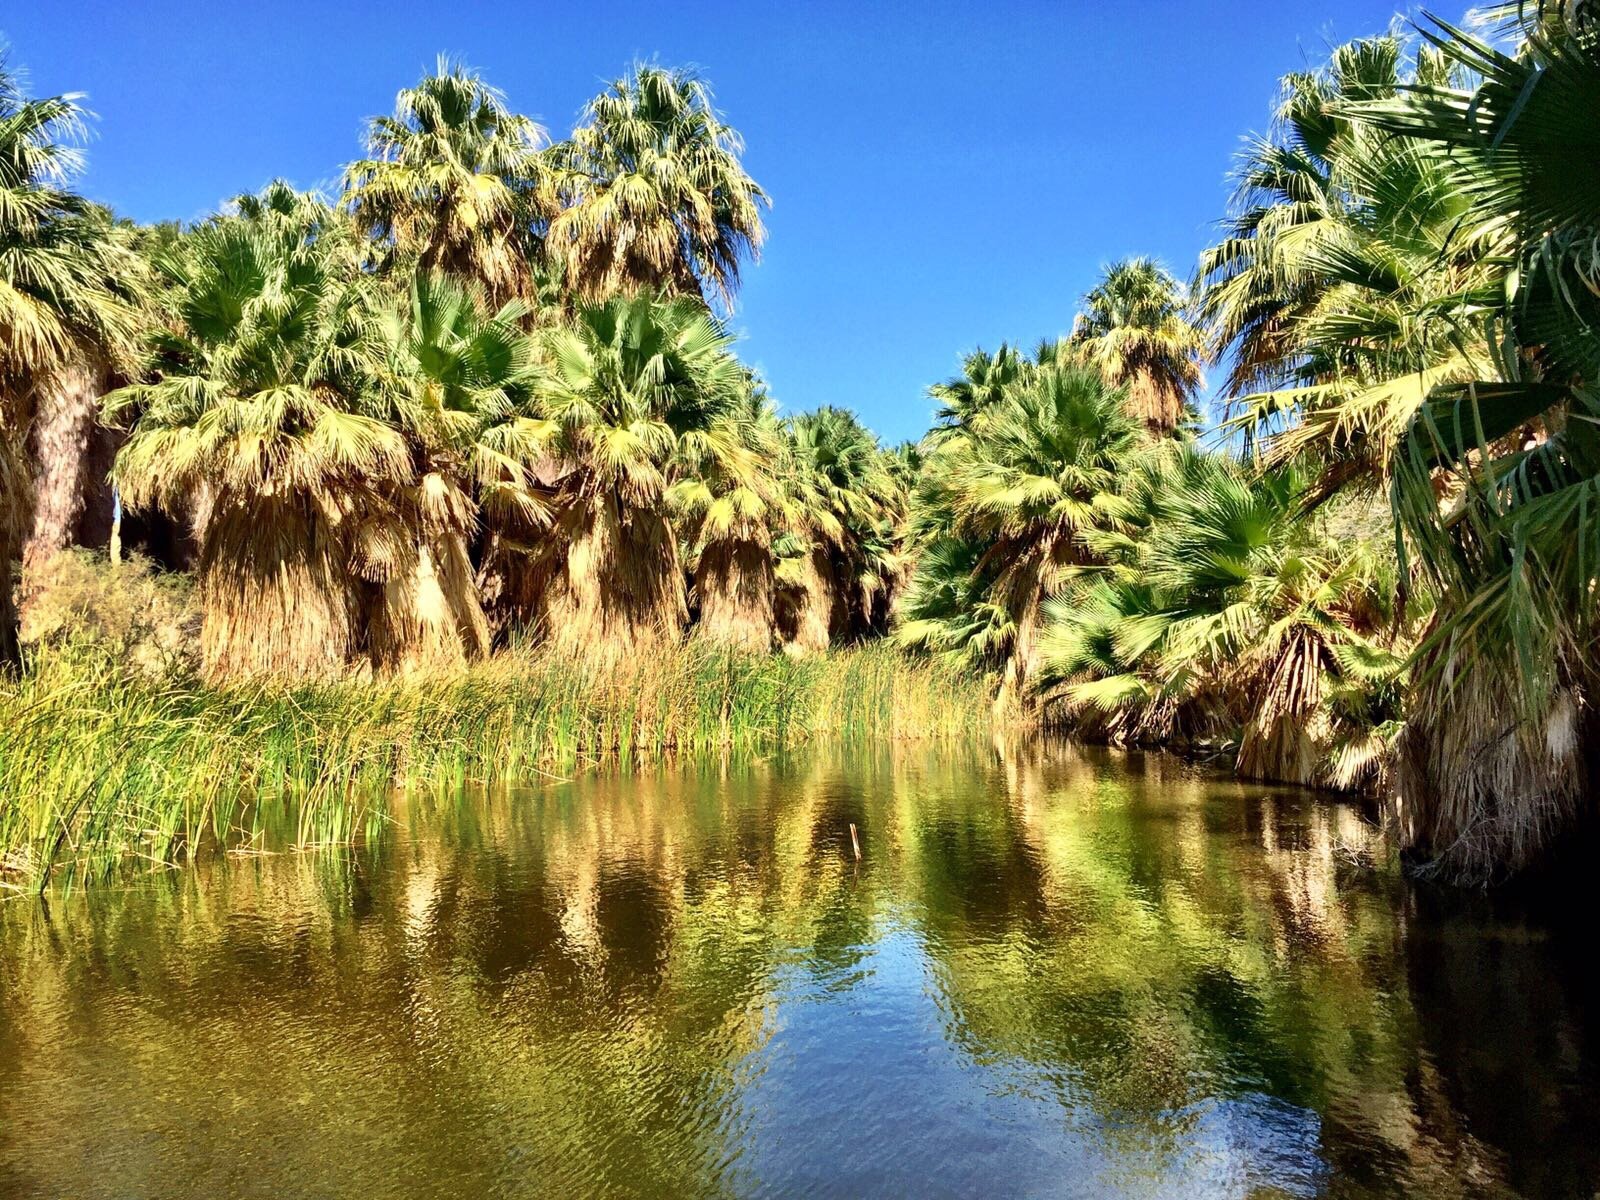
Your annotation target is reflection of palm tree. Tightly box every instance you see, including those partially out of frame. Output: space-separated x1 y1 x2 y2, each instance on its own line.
907 740 1470 1176
0 748 1562 1197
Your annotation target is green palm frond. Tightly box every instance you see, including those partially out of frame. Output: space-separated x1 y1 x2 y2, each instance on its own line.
0 61 146 389
1195 32 1493 485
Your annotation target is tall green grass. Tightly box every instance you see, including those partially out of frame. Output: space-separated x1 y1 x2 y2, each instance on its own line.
0 642 992 889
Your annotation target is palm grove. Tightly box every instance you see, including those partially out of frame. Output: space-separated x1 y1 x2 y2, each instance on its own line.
2 5 1597 883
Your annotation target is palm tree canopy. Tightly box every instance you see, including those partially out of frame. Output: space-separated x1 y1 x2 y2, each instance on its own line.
0 61 143 387
905 361 1140 681
547 65 767 309
533 293 750 505
343 59 551 301
1069 258 1205 434
667 376 786 547
928 344 1026 433
378 273 536 444
938 362 1139 549
778 406 905 629
108 195 406 513
1039 445 1408 776
1356 12 1600 718
1195 37 1489 484
787 406 895 534
374 272 554 527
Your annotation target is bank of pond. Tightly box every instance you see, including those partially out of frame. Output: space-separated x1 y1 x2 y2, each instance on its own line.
0 643 992 889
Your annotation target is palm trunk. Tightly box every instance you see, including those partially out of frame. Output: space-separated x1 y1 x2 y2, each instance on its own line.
542 495 686 666
1126 369 1184 437
778 546 834 656
995 599 1043 719
1394 663 1588 883
694 537 774 652
1 430 32 670
476 529 535 645
21 355 104 592
831 565 868 643
367 477 490 675
870 555 908 637
370 536 490 674
0 550 17 669
475 460 565 646
175 482 214 572
995 554 1049 716
198 496 360 683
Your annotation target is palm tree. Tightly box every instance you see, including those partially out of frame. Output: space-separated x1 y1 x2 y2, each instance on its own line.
672 378 786 651
0 62 144 660
1348 11 1600 880
920 361 1140 703
1180 23 1600 875
343 59 551 304
777 407 899 653
521 294 748 662
899 347 1033 669
368 273 548 672
1069 258 1205 435
107 197 407 681
927 344 1026 435
895 535 1012 671
1196 38 1407 398
1041 450 1410 787
547 65 767 308
1194 36 1489 487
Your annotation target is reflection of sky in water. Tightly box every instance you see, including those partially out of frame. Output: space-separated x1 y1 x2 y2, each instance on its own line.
731 926 1326 1198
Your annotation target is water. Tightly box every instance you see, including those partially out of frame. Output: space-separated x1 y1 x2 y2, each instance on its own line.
3 743 1598 1199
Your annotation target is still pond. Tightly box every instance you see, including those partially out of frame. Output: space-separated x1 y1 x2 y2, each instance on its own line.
2 743 1597 1198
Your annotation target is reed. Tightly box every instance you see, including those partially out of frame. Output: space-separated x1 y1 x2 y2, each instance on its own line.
0 641 991 889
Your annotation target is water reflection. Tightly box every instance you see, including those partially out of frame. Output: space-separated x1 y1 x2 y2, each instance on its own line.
2 742 1597 1198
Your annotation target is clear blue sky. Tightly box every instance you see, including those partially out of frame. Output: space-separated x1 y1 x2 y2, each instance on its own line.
6 0 1413 443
